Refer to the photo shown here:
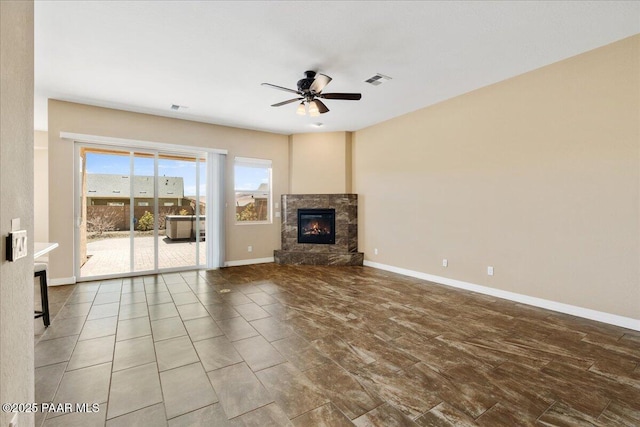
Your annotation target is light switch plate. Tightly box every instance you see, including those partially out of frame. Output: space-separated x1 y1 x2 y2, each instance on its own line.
7 230 28 261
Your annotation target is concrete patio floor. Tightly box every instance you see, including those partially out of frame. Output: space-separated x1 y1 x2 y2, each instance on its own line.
81 235 206 278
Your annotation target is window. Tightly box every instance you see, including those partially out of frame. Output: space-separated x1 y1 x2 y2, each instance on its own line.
234 157 272 223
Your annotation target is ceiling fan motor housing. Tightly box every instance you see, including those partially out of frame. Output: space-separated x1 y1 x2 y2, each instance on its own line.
297 70 317 92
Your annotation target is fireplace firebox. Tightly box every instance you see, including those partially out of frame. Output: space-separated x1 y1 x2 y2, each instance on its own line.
297 209 335 244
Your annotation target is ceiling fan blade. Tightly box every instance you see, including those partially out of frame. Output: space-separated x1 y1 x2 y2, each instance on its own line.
271 98 303 107
319 93 362 100
310 73 332 93
314 99 330 114
261 83 301 95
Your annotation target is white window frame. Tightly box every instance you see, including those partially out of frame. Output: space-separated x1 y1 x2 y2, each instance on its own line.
234 156 272 224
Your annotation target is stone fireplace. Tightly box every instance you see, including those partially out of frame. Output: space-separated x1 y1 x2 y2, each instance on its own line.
274 194 364 266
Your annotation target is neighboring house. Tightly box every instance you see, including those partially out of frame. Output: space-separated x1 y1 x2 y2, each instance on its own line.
86 174 187 207
235 182 269 207
235 182 269 220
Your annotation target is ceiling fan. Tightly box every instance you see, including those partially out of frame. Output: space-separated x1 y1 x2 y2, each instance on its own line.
262 70 362 116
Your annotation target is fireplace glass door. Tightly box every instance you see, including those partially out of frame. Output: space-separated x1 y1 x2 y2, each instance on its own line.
297 209 336 244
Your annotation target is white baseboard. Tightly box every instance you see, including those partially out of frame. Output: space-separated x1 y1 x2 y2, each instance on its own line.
49 276 76 286
224 257 274 267
363 260 640 332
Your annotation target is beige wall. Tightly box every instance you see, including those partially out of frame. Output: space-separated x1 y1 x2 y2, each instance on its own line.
34 130 49 243
0 1 35 426
290 132 352 194
353 35 640 319
48 100 289 280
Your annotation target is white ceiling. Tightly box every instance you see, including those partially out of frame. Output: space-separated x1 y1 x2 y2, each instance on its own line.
34 1 640 135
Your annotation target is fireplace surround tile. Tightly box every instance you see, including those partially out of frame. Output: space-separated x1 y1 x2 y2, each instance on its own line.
275 194 363 266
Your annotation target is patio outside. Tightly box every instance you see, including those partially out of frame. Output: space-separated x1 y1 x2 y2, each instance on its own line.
81 232 206 277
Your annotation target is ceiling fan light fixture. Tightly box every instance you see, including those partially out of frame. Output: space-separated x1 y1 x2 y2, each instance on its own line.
308 100 320 117
296 102 306 116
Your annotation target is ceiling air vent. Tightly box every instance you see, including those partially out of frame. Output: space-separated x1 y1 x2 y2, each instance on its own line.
364 73 392 86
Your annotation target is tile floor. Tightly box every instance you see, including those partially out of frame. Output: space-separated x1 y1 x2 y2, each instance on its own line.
34 264 640 426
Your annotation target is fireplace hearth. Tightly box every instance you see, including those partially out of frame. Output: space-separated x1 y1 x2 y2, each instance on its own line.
274 194 363 266
298 209 335 244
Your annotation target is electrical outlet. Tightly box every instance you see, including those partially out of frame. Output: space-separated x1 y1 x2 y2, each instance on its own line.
487 266 494 276
442 259 448 267
374 248 378 255
247 245 253 252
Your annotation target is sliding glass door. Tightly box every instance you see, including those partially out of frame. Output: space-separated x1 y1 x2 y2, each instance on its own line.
77 144 209 280
157 154 206 270
132 151 156 273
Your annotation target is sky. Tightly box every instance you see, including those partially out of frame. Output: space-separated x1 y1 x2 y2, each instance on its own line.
86 152 268 196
